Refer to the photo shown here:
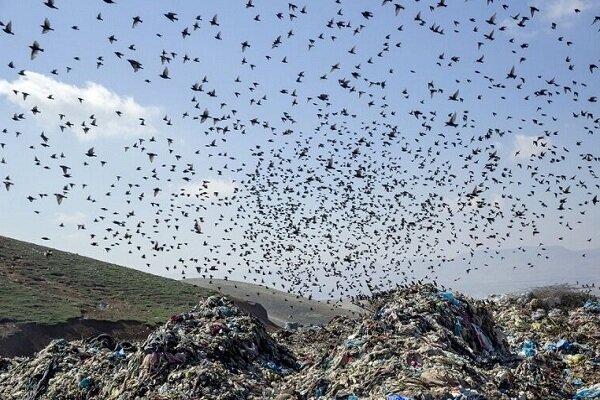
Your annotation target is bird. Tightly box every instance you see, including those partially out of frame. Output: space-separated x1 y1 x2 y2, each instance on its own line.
29 41 44 59
159 67 170 79
127 59 143 72
164 12 178 22
40 18 53 34
54 193 66 205
2 21 14 35
445 112 458 127
43 0 58 9
506 65 517 79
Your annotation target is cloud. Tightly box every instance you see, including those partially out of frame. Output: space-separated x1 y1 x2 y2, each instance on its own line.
54 211 87 225
544 0 596 21
512 134 551 160
499 18 539 40
489 193 505 210
179 179 237 199
0 71 161 140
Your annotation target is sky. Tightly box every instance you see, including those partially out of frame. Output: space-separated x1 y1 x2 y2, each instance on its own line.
0 0 598 298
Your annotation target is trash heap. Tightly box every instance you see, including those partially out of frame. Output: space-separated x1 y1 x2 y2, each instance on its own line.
272 285 600 400
0 295 298 400
274 285 513 400
0 285 598 400
488 288 600 400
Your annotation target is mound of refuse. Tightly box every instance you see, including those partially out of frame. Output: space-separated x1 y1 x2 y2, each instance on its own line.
279 285 600 400
274 285 512 399
0 285 598 400
271 285 599 400
0 295 298 400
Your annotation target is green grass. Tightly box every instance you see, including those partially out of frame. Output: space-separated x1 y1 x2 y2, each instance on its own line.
0 280 81 324
0 236 216 326
185 278 365 326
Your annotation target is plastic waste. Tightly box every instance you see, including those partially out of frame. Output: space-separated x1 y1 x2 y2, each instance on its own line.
386 395 413 400
565 354 585 365
583 300 600 313
78 376 92 389
520 340 537 357
439 291 460 305
573 384 600 399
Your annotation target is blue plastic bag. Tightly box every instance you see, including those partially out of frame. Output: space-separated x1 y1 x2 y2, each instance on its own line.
521 340 537 357
387 395 413 400
556 339 575 353
439 291 460 306
573 385 600 399
583 300 600 313
79 377 92 389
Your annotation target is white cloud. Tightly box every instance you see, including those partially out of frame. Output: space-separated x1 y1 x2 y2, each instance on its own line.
0 71 161 140
544 0 596 21
489 193 505 210
63 231 88 242
179 179 237 198
54 211 87 225
512 134 552 160
499 18 539 40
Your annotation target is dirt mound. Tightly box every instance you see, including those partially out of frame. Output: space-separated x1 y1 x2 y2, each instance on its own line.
232 298 281 332
0 318 153 358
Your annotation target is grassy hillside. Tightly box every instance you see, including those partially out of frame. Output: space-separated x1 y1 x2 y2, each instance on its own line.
0 236 215 326
185 278 365 326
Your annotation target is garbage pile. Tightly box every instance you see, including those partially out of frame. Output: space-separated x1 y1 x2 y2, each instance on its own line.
0 295 298 400
272 285 599 400
0 285 598 400
488 288 600 400
273 285 513 399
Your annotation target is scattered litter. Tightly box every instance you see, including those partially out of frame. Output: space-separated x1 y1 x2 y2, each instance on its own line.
520 339 537 357
583 300 600 313
573 383 600 399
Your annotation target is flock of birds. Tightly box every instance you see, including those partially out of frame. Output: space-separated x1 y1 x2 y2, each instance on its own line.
0 0 598 299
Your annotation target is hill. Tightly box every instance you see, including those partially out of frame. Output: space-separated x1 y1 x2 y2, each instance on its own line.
185 278 366 326
0 235 216 356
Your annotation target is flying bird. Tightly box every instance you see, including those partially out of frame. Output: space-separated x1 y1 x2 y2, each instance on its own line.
29 41 44 59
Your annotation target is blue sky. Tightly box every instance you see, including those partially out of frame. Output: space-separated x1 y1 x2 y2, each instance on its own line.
0 0 598 297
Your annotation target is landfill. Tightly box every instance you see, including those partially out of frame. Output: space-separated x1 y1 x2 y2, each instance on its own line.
0 285 598 400
0 295 299 400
